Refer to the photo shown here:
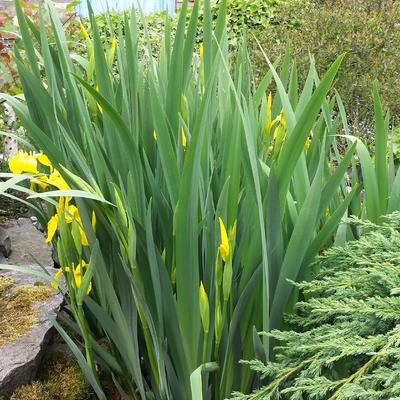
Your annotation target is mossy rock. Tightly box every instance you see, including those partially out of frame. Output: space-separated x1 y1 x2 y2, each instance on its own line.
0 266 63 396
0 276 53 347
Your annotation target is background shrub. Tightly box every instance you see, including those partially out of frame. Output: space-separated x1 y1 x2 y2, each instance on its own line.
90 0 289 50
250 0 400 137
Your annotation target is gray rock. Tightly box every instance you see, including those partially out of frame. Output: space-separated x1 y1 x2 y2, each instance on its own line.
0 266 63 396
30 216 38 229
2 218 52 267
0 228 11 258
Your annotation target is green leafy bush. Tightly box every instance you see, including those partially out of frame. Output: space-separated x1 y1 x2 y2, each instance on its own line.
250 0 400 136
233 213 400 399
89 0 290 50
205 0 284 45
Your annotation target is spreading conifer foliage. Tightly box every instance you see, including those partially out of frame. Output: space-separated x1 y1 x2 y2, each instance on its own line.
232 213 400 400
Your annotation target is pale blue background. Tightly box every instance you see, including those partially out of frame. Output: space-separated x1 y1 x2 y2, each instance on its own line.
78 0 175 16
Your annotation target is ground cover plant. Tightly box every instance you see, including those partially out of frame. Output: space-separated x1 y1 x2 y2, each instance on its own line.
232 212 400 400
2 0 400 398
10 351 94 400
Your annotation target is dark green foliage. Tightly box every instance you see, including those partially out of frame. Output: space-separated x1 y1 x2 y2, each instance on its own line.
249 0 400 137
204 0 284 45
232 213 400 399
90 0 288 50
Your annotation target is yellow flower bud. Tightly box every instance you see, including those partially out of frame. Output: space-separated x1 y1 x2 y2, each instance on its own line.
199 281 209 334
91 211 97 230
111 36 116 53
304 137 312 150
218 217 230 262
264 92 272 135
181 127 187 149
79 226 89 247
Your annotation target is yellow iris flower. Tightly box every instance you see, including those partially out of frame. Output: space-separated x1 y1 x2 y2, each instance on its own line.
9 150 54 175
73 261 92 294
30 176 50 190
51 261 92 295
51 266 70 290
31 168 67 191
218 217 230 262
46 201 95 246
268 110 287 154
64 204 90 245
9 150 39 174
264 95 284 137
46 169 70 190
9 150 70 193
9 150 94 249
46 214 59 243
35 153 53 170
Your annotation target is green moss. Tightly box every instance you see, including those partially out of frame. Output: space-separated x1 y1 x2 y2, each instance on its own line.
0 276 14 294
0 278 94 400
10 352 94 400
0 276 53 347
9 383 48 400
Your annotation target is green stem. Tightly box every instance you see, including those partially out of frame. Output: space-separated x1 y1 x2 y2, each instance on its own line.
202 330 208 364
138 307 161 389
77 305 96 374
